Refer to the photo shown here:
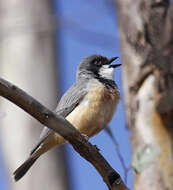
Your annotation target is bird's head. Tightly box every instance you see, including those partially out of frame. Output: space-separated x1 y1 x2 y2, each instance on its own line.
77 54 121 81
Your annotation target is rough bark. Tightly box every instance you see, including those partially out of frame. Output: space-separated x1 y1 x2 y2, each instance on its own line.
116 0 173 189
0 1 69 190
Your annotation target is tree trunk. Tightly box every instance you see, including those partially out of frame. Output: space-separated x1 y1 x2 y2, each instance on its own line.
0 1 69 190
115 0 173 189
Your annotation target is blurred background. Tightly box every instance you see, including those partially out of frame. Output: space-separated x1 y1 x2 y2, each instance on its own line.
0 0 132 190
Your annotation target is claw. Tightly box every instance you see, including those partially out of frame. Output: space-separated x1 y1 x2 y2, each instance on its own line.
81 134 89 141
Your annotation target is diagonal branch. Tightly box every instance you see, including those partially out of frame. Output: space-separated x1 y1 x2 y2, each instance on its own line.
0 77 129 190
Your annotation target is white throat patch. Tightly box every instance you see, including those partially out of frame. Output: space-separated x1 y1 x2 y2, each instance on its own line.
99 65 114 80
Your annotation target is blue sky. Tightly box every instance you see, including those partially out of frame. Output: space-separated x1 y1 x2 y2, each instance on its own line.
55 0 132 189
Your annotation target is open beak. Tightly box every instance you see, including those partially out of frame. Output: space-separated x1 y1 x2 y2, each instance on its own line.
109 57 121 68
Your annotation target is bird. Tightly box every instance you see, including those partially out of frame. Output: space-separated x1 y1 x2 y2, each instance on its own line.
13 54 121 181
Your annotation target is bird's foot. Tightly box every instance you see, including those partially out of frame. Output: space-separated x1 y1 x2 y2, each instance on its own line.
81 134 89 141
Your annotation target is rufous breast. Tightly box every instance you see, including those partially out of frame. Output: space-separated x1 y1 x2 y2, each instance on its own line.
66 80 120 137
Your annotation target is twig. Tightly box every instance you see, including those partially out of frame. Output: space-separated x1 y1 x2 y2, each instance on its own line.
104 126 132 185
0 77 129 190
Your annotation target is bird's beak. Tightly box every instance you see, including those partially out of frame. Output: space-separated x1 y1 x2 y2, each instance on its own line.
108 57 121 68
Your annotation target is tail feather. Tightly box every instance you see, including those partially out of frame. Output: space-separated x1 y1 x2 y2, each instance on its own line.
13 156 38 182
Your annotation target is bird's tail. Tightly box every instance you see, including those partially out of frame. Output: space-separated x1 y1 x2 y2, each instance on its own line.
13 156 38 182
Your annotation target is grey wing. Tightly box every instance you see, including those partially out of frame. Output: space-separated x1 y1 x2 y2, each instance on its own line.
30 81 87 155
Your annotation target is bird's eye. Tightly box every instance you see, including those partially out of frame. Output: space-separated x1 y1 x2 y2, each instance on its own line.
94 60 101 66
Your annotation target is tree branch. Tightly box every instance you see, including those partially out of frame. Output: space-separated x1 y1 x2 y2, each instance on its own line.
0 77 129 190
